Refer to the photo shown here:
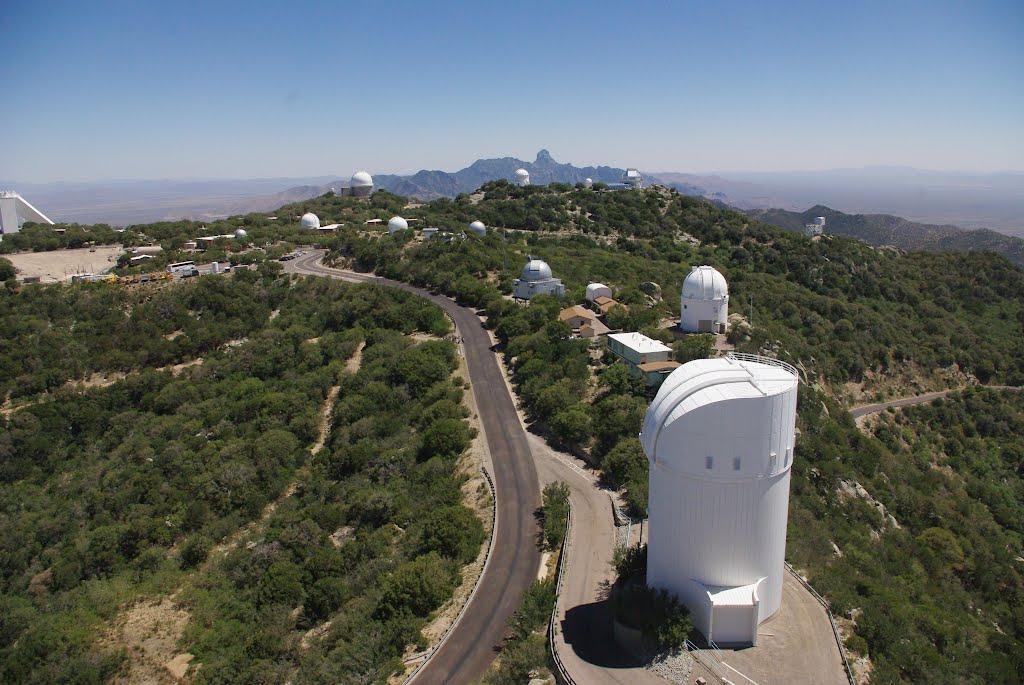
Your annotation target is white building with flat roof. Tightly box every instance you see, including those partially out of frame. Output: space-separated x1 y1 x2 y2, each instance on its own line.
805 216 826 236
606 332 679 385
641 353 799 646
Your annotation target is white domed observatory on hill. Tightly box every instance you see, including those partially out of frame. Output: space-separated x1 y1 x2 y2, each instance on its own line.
234 228 248 240
349 171 374 197
641 353 800 646
514 168 531 186
512 257 565 300
387 216 409 234
301 212 320 229
680 265 729 333
468 220 487 237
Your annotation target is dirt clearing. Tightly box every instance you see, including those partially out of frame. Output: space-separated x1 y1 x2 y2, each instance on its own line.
7 245 124 282
100 597 193 684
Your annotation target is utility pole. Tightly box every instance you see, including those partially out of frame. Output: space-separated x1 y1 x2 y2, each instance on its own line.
749 293 753 327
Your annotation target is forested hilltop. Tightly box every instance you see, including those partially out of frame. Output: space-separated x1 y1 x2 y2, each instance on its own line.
3 181 1023 683
304 181 1020 684
748 204 1024 268
0 269 487 683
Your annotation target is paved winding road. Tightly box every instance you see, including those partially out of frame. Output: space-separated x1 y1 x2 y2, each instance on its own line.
851 385 1022 418
287 252 541 685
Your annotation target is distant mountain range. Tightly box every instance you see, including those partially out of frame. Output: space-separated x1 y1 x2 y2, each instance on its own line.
367 149 711 199
748 205 1024 268
368 149 705 199
7 152 1022 267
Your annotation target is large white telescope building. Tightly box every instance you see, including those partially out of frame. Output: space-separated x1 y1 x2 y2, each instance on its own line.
0 191 54 235
640 353 799 646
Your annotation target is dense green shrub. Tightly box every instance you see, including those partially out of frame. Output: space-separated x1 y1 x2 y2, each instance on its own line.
541 481 570 549
612 582 693 650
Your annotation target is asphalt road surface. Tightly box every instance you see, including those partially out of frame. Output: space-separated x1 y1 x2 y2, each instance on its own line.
850 385 1022 418
288 251 541 685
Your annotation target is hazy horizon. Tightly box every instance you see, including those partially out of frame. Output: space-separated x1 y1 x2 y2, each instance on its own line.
6 162 1024 187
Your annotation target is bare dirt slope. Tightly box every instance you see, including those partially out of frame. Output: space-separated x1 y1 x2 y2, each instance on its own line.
6 245 123 282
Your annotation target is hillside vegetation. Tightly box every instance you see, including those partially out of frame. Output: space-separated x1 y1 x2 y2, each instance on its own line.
311 182 1023 683
3 182 1023 683
749 204 1024 268
0 271 484 684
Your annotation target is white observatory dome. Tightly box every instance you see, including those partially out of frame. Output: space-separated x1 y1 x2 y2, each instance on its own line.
234 228 248 239
642 354 799 646
520 258 552 281
680 265 729 333
584 178 593 188
351 171 374 197
514 168 531 186
682 265 728 301
387 216 408 234
301 212 320 229
468 220 486 236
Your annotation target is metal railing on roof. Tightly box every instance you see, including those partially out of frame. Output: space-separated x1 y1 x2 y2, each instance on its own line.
725 351 799 379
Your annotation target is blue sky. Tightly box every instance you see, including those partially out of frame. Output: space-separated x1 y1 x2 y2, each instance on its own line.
2 0 1021 181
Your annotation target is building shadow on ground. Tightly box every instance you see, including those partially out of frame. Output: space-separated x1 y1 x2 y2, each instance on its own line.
561 600 642 669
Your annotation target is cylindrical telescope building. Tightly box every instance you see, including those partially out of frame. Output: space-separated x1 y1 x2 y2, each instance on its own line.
680 265 728 333
640 353 799 646
350 171 374 197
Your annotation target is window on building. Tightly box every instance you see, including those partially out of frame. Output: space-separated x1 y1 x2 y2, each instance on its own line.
705 456 713 470
733 457 741 471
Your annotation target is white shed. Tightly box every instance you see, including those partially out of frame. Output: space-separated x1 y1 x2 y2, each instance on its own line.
585 283 613 302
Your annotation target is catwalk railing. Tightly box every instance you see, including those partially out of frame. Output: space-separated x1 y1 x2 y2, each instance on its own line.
784 562 857 685
548 503 578 685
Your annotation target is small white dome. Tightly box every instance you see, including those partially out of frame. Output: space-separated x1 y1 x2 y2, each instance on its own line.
388 216 408 234
468 220 486 236
681 265 728 301
520 258 552 281
234 228 248 239
584 178 593 188
514 168 530 186
301 212 320 229
351 171 373 187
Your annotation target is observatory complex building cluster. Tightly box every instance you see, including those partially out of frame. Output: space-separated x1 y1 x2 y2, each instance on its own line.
4 163 815 659
507 248 800 649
